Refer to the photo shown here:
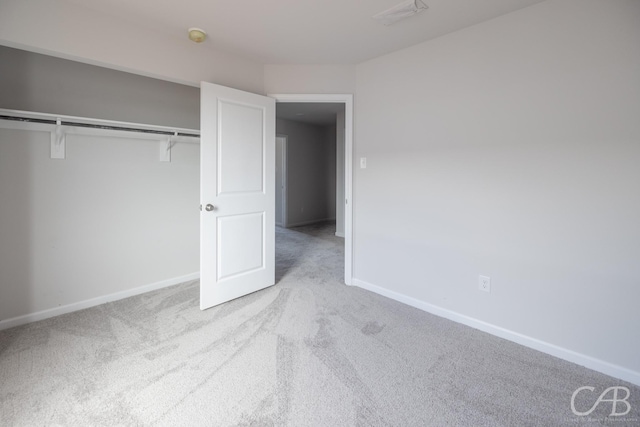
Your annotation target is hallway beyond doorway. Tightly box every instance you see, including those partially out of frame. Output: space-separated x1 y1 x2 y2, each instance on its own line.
275 221 343 284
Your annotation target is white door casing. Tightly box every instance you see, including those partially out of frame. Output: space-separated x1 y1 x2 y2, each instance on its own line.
275 135 287 227
200 82 275 309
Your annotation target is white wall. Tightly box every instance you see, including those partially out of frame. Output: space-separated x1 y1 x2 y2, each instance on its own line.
354 0 640 382
0 0 264 93
264 65 356 95
0 128 199 323
276 118 336 227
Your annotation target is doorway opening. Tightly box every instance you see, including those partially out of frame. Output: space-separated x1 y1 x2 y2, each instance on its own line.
270 94 353 286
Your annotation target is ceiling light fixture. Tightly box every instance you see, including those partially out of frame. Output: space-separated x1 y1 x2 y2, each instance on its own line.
372 0 428 26
188 28 207 43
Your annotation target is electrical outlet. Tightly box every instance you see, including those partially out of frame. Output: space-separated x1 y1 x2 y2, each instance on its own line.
479 275 491 293
360 157 367 169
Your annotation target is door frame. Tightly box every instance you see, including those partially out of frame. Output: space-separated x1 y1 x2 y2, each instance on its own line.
275 134 288 228
269 93 353 286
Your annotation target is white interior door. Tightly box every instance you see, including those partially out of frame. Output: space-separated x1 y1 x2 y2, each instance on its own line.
200 82 275 310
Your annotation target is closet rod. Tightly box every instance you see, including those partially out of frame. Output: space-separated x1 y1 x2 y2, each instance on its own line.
0 114 199 138
0 115 54 125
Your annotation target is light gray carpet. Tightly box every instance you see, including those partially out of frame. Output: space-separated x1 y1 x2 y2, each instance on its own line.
1 222 638 426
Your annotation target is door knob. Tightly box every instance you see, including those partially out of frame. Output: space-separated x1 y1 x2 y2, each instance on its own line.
205 204 215 211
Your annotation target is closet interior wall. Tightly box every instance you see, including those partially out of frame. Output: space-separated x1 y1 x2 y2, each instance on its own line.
0 46 201 326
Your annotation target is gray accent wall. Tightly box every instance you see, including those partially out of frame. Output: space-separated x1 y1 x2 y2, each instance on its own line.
0 46 200 129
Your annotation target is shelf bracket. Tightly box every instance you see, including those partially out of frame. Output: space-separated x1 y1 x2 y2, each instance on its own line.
50 118 66 159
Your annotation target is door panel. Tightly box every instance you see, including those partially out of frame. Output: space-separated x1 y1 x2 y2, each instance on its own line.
218 101 264 194
217 212 264 280
200 82 275 310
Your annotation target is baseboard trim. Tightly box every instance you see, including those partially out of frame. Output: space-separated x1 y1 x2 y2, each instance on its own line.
0 272 200 331
351 278 640 387
335 231 345 238
286 218 336 228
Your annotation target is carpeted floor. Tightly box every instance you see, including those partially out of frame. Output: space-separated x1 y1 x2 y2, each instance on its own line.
1 222 638 426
